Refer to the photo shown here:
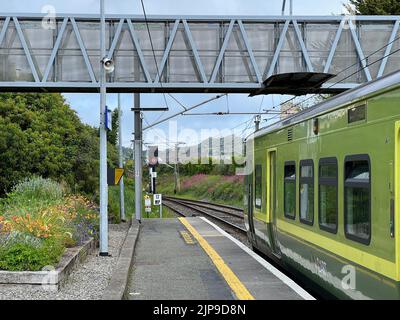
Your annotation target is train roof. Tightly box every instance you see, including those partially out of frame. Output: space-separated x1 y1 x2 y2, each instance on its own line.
253 70 400 139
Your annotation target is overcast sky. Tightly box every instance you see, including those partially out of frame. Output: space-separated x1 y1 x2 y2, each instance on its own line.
3 0 348 147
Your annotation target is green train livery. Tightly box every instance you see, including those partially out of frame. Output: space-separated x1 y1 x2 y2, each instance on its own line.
244 70 400 299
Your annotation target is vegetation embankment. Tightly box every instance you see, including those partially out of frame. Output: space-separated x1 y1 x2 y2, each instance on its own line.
157 173 244 208
0 177 98 271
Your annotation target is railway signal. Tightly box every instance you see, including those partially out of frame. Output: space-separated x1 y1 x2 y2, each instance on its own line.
147 146 159 194
148 146 159 167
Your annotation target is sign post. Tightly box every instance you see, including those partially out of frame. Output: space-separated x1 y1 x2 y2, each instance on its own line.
154 194 162 218
144 195 151 218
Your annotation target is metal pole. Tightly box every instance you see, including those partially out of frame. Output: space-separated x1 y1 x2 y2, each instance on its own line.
173 163 177 194
99 0 108 256
152 167 156 194
290 0 293 15
176 144 180 193
281 0 286 15
118 93 126 222
134 94 142 222
149 166 153 193
174 144 178 194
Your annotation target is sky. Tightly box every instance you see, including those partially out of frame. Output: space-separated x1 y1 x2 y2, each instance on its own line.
3 0 348 148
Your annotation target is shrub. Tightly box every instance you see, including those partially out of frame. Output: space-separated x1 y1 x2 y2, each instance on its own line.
9 176 65 203
0 238 64 271
0 230 42 248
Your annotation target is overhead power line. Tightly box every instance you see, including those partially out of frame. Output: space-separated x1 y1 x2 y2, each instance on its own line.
142 94 227 131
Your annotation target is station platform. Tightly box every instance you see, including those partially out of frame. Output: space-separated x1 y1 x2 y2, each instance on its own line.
127 217 314 300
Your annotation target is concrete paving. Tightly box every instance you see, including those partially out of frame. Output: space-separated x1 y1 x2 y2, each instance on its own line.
127 219 234 300
127 218 309 300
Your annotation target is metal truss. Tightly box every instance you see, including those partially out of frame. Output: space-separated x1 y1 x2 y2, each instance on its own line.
0 14 399 93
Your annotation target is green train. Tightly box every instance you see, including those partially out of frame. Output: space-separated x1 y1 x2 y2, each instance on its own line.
244 70 400 300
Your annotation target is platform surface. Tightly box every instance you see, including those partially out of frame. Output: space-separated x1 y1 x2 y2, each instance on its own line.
127 217 313 300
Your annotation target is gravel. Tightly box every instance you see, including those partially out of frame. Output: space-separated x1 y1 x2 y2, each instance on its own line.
0 223 130 300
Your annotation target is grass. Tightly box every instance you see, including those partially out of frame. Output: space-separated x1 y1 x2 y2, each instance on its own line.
108 181 135 223
108 178 178 220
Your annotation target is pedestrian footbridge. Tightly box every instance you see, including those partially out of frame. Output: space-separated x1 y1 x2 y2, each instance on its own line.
0 14 399 93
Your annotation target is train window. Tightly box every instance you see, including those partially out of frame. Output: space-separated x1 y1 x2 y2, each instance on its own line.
300 160 314 225
284 162 296 219
348 104 366 123
319 158 338 233
254 165 262 209
344 155 371 245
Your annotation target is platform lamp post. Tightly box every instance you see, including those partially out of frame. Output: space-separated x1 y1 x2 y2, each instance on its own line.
99 0 115 256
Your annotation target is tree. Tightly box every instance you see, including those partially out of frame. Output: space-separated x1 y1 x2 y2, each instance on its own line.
0 93 118 196
345 0 400 15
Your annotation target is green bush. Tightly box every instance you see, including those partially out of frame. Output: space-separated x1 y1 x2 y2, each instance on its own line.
9 176 65 203
0 239 64 271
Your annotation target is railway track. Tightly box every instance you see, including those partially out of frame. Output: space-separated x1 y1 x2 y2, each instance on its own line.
164 196 243 218
163 196 246 235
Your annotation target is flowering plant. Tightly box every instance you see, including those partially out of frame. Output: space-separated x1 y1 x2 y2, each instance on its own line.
0 177 99 271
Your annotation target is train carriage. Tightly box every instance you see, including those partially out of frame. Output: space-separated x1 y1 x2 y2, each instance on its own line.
244 70 400 299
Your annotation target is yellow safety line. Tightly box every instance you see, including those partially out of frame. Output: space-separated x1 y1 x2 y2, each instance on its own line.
179 217 255 300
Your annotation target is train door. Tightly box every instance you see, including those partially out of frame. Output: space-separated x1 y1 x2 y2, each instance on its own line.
395 121 400 279
267 149 281 257
246 174 256 242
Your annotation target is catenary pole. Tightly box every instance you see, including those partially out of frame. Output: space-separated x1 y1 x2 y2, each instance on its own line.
99 0 108 255
118 93 126 222
134 93 142 222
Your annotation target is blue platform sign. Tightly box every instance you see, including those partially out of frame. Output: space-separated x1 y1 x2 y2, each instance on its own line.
105 106 112 131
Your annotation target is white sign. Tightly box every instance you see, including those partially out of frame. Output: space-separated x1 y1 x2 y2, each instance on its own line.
152 171 157 178
153 194 162 206
145 197 152 213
